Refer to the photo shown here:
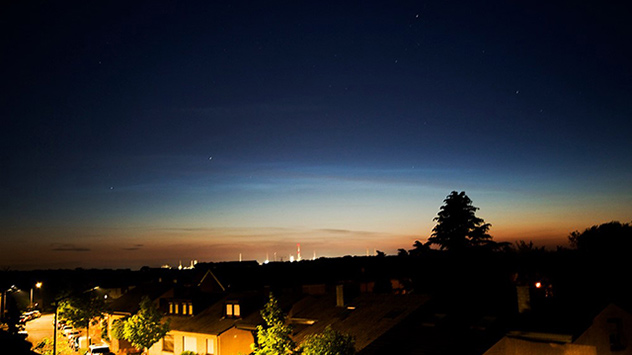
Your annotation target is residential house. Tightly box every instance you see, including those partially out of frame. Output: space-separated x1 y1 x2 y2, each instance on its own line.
107 283 174 354
148 292 264 355
574 303 632 354
483 303 632 355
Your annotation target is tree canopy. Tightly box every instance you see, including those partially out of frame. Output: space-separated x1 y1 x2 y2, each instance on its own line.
58 290 107 329
252 293 296 355
569 221 632 255
118 297 170 354
427 191 493 250
58 289 107 346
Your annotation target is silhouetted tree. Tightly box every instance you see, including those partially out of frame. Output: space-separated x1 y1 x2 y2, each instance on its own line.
513 240 546 254
408 240 430 256
375 250 386 257
569 221 632 254
4 292 21 334
0 330 38 355
397 248 409 257
427 191 493 250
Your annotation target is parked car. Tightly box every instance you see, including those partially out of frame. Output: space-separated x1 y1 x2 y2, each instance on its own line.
72 335 92 351
21 310 41 321
67 330 81 341
56 320 67 329
61 325 74 336
85 344 112 355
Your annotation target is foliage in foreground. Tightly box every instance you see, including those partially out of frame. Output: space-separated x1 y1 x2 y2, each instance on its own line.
252 293 296 355
300 326 356 355
34 336 74 355
253 293 356 355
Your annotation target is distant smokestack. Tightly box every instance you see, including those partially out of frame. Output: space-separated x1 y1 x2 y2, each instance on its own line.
297 243 302 261
239 253 242 262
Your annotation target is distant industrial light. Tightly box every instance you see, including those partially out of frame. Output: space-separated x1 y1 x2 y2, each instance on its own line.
535 282 542 288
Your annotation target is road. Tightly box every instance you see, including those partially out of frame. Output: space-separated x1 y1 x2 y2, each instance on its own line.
25 313 54 347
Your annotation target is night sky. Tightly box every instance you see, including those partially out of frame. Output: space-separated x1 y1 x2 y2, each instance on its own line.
2 1 631 269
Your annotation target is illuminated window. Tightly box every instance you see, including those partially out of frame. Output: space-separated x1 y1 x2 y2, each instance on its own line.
226 303 240 318
182 303 187 315
183 336 197 352
206 338 215 354
175 303 179 314
188 303 193 315
163 335 174 352
169 302 173 314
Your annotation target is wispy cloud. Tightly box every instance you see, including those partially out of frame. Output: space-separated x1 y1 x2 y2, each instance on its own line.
51 243 91 252
122 244 144 251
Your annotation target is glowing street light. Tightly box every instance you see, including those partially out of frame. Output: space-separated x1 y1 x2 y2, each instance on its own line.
30 282 42 308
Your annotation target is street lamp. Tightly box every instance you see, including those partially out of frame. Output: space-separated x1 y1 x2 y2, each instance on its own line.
30 282 42 309
2 285 18 321
1 285 20 332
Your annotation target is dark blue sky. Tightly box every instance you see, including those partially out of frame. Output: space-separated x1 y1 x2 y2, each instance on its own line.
2 1 631 269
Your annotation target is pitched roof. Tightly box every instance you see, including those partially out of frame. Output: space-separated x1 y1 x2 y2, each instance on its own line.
109 283 173 314
484 336 596 355
289 293 429 351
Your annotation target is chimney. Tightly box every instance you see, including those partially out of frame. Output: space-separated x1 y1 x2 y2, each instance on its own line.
336 285 344 307
516 285 531 313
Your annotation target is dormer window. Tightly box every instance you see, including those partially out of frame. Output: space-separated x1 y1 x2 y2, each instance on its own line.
226 302 240 318
168 301 193 315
